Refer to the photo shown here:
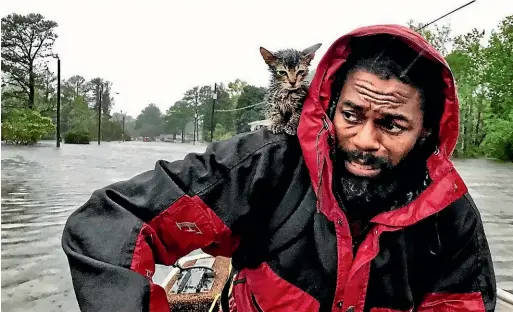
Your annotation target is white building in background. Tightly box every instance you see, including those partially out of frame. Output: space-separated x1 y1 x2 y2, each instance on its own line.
248 119 272 131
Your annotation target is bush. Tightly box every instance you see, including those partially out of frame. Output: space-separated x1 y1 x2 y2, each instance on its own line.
1 108 55 145
213 124 235 142
64 130 90 144
480 114 513 162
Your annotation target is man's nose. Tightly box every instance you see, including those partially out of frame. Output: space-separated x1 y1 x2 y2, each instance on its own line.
353 122 380 152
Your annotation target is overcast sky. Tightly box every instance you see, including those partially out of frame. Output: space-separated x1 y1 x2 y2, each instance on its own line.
2 0 512 117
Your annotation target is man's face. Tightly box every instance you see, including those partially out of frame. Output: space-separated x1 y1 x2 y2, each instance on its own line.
332 70 428 205
333 70 426 177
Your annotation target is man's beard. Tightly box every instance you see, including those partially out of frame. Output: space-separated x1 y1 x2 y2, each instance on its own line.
333 140 430 218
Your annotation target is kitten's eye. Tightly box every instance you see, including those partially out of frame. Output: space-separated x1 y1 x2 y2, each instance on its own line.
297 70 305 76
277 71 287 76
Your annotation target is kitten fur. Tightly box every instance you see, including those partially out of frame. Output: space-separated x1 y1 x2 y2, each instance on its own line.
260 43 321 135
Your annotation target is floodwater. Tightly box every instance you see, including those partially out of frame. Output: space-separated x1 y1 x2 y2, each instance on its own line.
1 140 512 312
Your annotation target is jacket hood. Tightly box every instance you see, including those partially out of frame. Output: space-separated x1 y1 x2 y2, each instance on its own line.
297 24 466 226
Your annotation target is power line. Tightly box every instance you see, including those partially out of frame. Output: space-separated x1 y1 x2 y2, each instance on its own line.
416 0 476 31
215 101 266 112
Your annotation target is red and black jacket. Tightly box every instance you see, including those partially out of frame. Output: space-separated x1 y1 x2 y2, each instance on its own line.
62 25 496 312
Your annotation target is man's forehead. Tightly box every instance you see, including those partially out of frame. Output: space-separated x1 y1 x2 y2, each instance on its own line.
342 71 421 111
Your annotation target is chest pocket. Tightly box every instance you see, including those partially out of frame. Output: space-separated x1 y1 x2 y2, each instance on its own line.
221 159 317 311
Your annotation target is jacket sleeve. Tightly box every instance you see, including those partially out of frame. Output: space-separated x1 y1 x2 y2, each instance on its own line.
61 130 299 312
417 193 497 312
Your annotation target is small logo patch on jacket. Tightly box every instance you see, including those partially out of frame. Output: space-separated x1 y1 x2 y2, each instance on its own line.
176 221 203 235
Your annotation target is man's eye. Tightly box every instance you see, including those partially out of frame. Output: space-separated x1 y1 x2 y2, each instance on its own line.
342 111 359 123
381 122 405 134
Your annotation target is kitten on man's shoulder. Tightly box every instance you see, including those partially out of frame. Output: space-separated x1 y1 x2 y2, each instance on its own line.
259 43 322 136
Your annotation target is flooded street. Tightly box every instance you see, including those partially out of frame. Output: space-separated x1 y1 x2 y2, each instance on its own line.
1 140 512 312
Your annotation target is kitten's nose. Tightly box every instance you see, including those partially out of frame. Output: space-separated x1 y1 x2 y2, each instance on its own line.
290 81 296 86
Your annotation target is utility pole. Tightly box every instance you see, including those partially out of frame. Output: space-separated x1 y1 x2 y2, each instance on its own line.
193 90 198 145
122 113 126 142
210 83 217 142
98 83 103 145
56 57 61 147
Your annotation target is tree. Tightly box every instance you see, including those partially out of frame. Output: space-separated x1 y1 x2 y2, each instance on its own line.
36 65 57 116
1 13 58 108
480 15 513 160
86 78 113 115
67 96 95 133
68 75 88 99
165 101 193 142
182 86 202 142
208 83 235 139
446 28 486 155
227 79 248 99
483 16 513 117
136 103 164 137
198 85 214 141
1 108 55 144
407 20 452 57
235 85 267 133
101 81 113 115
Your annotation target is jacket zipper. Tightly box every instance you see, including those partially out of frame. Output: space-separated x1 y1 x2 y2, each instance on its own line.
315 115 330 213
250 293 264 312
316 115 330 183
315 115 330 170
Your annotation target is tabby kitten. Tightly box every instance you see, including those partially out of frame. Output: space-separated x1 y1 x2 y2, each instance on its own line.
260 43 321 135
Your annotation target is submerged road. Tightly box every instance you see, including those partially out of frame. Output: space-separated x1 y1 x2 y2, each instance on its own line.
1 140 512 311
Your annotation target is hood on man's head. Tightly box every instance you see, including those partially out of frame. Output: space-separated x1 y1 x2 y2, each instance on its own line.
298 25 459 162
326 34 446 152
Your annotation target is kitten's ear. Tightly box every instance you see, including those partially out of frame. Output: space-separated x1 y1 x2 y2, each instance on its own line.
260 47 277 65
302 43 322 64
302 43 322 56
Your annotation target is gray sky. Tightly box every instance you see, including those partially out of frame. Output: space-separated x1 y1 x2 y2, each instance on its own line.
2 0 512 117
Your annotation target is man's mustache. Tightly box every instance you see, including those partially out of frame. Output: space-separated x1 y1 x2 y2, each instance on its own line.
342 149 393 170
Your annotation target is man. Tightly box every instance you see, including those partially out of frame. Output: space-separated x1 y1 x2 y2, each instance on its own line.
62 25 496 312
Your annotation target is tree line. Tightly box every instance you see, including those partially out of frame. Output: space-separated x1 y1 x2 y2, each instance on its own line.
133 79 267 142
2 12 512 161
1 13 128 144
408 16 513 161
136 16 513 161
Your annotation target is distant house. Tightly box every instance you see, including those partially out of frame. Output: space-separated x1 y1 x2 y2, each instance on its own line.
248 119 272 132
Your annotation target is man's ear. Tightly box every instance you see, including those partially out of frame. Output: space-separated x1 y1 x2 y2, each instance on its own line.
419 129 432 145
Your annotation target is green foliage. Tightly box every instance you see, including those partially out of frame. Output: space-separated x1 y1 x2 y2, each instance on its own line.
1 13 126 145
68 96 96 132
135 103 164 138
480 113 513 161
1 108 55 144
407 19 452 56
208 83 236 139
410 15 513 161
213 124 235 141
235 85 266 133
3 12 510 159
64 130 90 144
163 80 266 143
1 13 58 109
165 100 193 138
